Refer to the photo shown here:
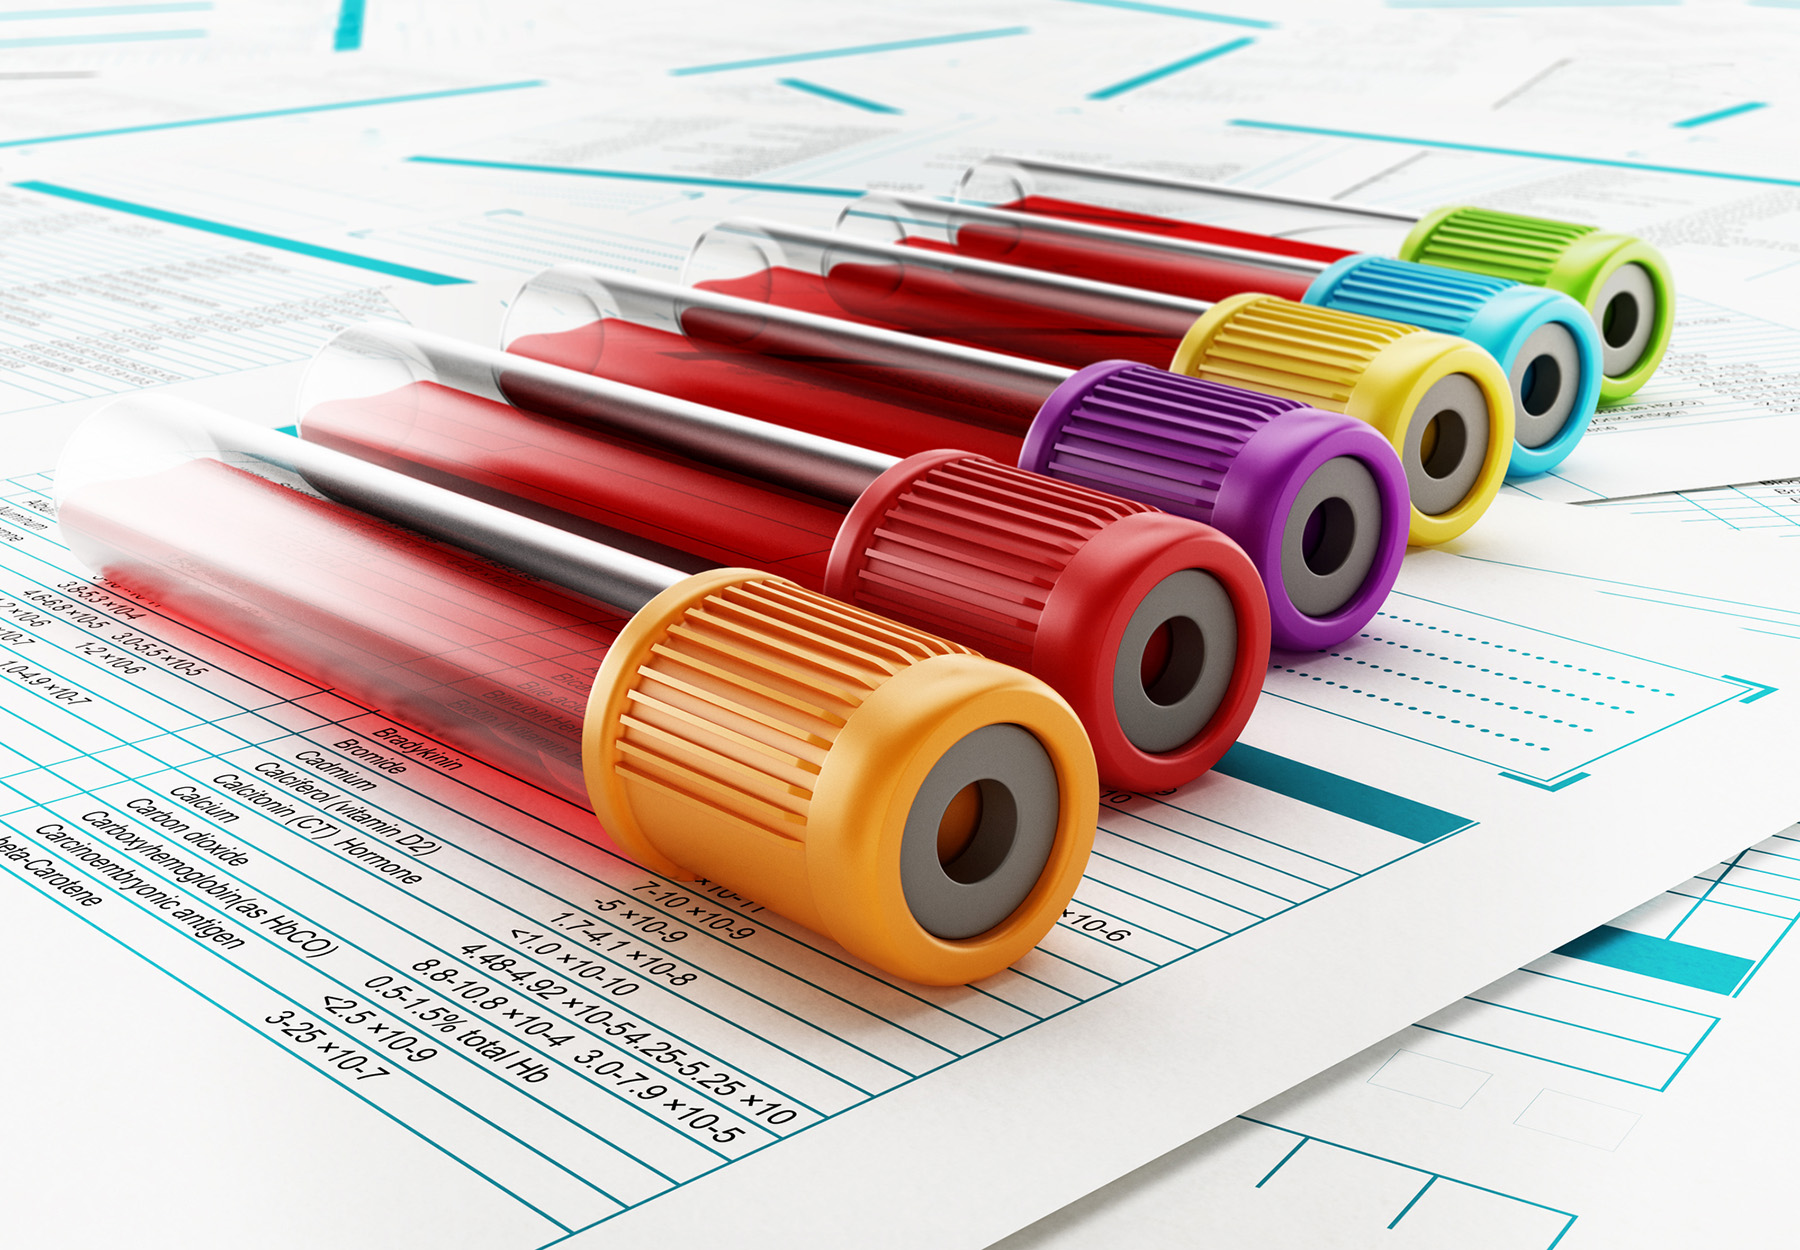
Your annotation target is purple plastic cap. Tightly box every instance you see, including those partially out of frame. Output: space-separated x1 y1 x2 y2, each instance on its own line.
1021 361 1409 651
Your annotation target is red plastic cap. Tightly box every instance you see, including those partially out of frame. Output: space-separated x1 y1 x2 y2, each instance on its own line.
826 450 1270 791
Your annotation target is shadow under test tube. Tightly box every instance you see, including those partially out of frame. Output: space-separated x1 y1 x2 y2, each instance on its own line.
841 191 1602 480
957 155 1671 405
678 217 1513 548
298 322 1274 792
497 268 1409 658
55 397 1099 985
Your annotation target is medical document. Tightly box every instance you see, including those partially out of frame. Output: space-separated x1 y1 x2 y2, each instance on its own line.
994 818 1800 1250
3 4 1800 1247
995 497 1800 1248
0 465 1793 1247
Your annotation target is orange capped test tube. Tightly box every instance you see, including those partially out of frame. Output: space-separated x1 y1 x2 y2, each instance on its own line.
55 397 1099 985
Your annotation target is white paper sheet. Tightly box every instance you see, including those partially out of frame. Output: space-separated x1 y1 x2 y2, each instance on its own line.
4 5 1799 1246
0 179 519 471
992 495 1800 1248
989 823 1800 1249
1577 479 1800 539
0 474 1794 1247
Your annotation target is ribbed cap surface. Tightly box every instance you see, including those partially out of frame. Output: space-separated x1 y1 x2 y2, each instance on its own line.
1030 362 1308 523
1179 296 1419 408
610 579 972 841
1403 207 1596 285
1312 256 1515 337
841 455 1150 669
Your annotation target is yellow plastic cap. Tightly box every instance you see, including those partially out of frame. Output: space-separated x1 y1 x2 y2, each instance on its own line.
1169 293 1516 547
582 568 1099 986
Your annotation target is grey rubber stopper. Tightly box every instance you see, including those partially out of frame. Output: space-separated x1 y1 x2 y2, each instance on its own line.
900 723 1062 941
1402 372 1491 516
1111 569 1239 755
1281 455 1385 618
1596 262 1656 377
1511 320 1584 450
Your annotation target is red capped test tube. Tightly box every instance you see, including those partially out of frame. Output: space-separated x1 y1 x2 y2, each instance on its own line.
296 321 1272 792
678 217 1513 548
55 396 1100 984
496 269 1409 656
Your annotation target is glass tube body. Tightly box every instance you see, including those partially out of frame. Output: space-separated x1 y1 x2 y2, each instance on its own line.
682 218 1207 373
504 263 1072 466
57 398 648 806
841 190 1324 306
957 154 1410 257
299 326 880 591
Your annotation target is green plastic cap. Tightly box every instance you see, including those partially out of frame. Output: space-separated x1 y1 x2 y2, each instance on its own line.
1399 205 1671 404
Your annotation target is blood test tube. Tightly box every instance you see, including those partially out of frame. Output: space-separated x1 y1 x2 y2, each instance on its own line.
841 192 1601 480
674 219 1505 548
297 322 1274 791
957 155 1671 406
56 396 1099 985
499 269 1410 654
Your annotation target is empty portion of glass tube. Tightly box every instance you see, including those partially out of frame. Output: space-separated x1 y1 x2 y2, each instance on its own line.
300 322 1276 791
56 396 1101 985
841 191 1602 479
681 221 1514 547
958 154 1671 403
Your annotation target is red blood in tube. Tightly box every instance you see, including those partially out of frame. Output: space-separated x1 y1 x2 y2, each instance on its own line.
896 224 1316 305
1001 195 1354 265
306 381 841 586
699 265 1189 370
507 318 1038 464
61 458 625 805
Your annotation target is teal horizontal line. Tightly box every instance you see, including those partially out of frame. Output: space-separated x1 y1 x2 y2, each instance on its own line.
0 79 544 150
1057 0 1275 26
1555 924 1754 994
1673 101 1767 128
1228 118 1800 187
13 181 470 285
669 25 1028 76
1212 743 1473 844
778 77 901 114
1088 35 1253 99
0 2 209 16
407 155 862 197
0 26 201 45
